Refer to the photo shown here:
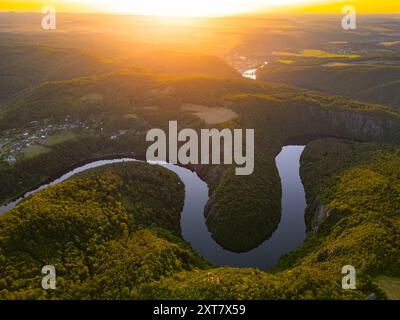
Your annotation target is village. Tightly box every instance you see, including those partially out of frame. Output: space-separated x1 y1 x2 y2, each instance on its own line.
0 116 137 164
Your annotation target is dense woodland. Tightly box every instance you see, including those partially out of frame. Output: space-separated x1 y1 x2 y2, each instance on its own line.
0 24 399 299
2 66 400 252
1 141 399 299
258 63 400 110
0 162 207 299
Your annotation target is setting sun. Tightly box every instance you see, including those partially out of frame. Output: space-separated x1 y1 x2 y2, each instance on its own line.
96 0 321 17
1 0 400 305
0 0 399 16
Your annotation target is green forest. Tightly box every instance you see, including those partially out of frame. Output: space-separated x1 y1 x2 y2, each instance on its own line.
1 141 399 299
1 17 400 300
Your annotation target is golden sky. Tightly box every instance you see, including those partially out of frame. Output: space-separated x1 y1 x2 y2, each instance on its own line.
0 0 399 16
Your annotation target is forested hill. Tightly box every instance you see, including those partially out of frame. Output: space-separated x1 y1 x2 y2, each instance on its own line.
0 45 239 107
0 161 210 299
1 148 399 299
0 45 112 104
131 50 241 78
1 67 400 254
258 64 400 110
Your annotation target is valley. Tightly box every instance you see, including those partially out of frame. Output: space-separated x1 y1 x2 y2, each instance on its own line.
0 11 399 300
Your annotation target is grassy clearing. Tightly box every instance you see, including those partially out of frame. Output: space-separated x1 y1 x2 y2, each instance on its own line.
374 275 400 300
22 145 50 159
277 59 295 65
181 103 238 125
80 93 103 103
43 131 77 146
124 114 138 119
323 62 356 67
275 49 361 59
380 41 400 47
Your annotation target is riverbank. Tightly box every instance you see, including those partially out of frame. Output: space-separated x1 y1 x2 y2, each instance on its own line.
1 146 308 270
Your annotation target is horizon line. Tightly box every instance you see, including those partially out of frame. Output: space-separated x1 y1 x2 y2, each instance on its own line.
0 10 399 18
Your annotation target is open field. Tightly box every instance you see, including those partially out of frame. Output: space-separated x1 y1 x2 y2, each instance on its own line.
0 11 399 301
374 276 400 300
22 145 50 159
274 49 361 59
181 103 238 125
43 131 77 146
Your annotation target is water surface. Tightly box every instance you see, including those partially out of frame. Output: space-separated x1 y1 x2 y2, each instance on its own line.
173 145 307 270
0 146 307 270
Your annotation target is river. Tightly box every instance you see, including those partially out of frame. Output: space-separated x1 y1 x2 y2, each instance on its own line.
242 62 268 80
0 146 307 270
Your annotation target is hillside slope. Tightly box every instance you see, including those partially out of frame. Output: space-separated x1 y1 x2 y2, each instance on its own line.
1 72 400 253
0 45 112 104
258 64 400 110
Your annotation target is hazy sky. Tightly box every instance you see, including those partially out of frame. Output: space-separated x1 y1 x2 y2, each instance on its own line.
0 0 399 16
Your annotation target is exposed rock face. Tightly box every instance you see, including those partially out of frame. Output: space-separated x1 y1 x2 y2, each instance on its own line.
307 106 399 140
307 203 344 234
310 204 329 233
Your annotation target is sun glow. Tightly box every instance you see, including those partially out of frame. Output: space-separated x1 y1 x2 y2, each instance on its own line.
98 0 320 17
0 0 328 17
0 0 398 16
71 0 318 17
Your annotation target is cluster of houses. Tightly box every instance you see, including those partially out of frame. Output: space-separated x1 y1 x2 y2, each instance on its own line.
226 54 262 74
0 117 98 164
0 116 142 164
